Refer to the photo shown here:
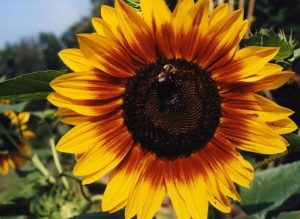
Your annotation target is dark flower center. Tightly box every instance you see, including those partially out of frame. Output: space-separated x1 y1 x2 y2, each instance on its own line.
123 59 221 159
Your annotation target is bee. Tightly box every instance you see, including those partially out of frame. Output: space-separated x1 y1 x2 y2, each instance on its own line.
157 64 177 83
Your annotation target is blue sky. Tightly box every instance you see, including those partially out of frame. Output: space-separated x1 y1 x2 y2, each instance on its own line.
0 0 92 48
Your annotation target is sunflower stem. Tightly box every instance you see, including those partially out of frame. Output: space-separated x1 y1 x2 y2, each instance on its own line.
60 172 92 202
50 138 69 189
254 151 288 170
31 153 56 183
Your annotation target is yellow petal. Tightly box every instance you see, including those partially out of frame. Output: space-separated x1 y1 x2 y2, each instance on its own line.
214 46 279 81
56 115 122 154
130 154 166 219
172 0 194 29
169 0 195 58
190 152 232 213
56 108 94 125
140 0 171 28
177 0 209 60
209 3 229 27
219 115 288 154
102 146 144 213
165 163 193 219
91 17 105 36
222 93 294 122
58 49 92 72
170 157 209 219
207 20 248 71
267 118 298 134
74 128 132 176
50 72 124 100
48 92 123 116
256 63 284 75
209 134 254 187
140 0 172 58
78 34 135 78
254 94 294 122
101 5 119 30
114 0 157 63
237 71 293 92
198 9 245 69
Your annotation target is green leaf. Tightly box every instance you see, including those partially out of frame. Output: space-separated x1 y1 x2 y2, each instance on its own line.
241 29 293 63
0 171 46 203
276 211 300 219
0 102 28 113
239 161 300 217
284 133 300 153
0 70 66 101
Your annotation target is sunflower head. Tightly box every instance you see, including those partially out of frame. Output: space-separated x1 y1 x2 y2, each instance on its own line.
0 101 34 175
48 0 297 218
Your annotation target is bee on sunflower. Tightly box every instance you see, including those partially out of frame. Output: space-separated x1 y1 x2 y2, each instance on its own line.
48 0 297 218
0 100 34 175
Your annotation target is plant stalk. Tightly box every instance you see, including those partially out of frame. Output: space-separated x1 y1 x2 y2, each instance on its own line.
50 138 69 189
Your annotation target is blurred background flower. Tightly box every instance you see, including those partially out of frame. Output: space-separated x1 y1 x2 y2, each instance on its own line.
0 100 34 175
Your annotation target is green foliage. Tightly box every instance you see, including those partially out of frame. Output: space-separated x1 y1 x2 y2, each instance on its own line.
241 29 294 64
276 211 300 219
0 70 65 101
284 133 300 153
253 0 300 41
0 102 27 113
0 39 46 79
0 171 47 204
238 161 300 218
30 185 87 219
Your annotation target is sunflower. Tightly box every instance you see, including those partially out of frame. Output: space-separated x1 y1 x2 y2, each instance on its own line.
48 0 297 218
0 101 34 175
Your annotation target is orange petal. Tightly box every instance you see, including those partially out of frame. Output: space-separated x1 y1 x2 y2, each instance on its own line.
114 0 157 63
78 34 135 78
